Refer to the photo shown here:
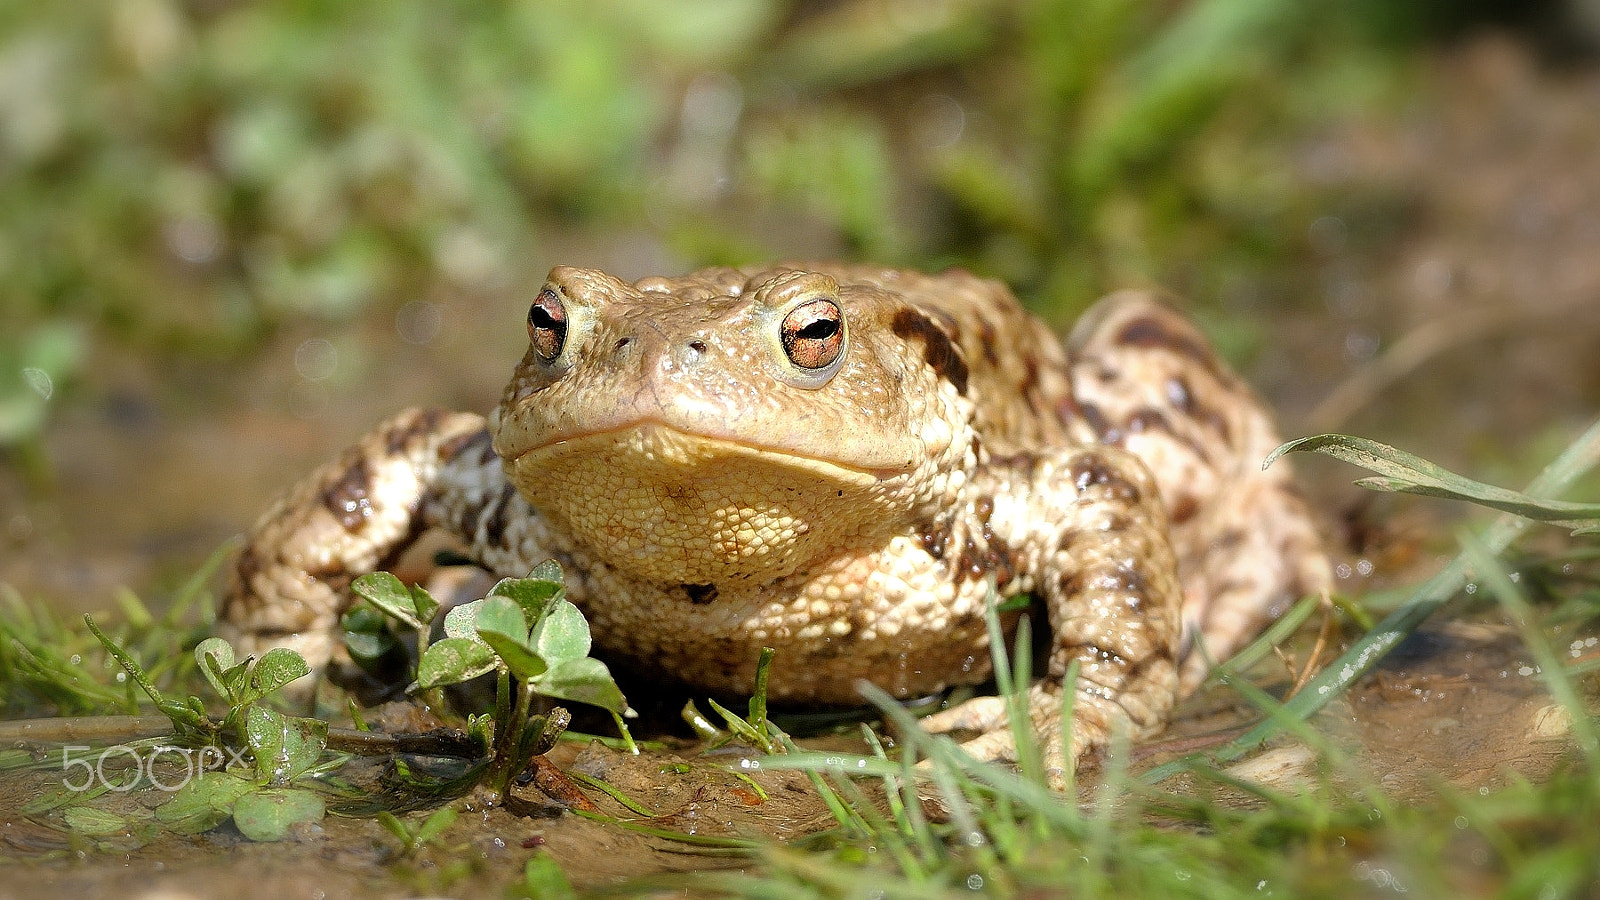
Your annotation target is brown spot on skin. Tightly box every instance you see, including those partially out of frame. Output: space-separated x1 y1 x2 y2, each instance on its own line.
1092 563 1147 596
1126 407 1171 436
1117 315 1216 372
1077 402 1120 445
973 496 994 525
1054 527 1082 554
977 317 1000 365
1167 494 1200 525
1211 530 1245 552
1057 570 1085 600
918 523 950 560
386 408 449 455
234 546 263 589
954 530 1016 588
1068 454 1140 502
987 451 1041 480
891 307 969 395
1020 356 1040 396
440 428 493 464
684 583 718 604
483 482 518 546
322 458 376 530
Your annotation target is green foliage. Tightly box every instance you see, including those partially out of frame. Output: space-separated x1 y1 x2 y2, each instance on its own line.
377 805 458 856
349 561 630 799
0 0 1388 424
351 562 628 718
0 543 223 717
84 622 338 841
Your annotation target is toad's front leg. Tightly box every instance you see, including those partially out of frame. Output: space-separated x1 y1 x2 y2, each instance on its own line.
921 445 1183 784
219 407 532 676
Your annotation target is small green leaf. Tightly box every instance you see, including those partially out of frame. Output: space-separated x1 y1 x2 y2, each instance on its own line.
479 630 547 680
524 854 577 900
475 596 529 643
528 559 565 585
63 806 130 836
195 637 237 700
409 583 441 624
376 810 411 844
232 788 326 841
413 805 457 844
352 571 426 630
532 600 591 664
489 575 564 623
533 657 626 714
442 599 485 640
344 622 398 665
416 637 498 689
157 772 255 833
246 706 328 785
242 648 311 703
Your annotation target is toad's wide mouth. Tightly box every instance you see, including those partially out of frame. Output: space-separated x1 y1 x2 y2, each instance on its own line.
500 421 906 584
506 420 904 488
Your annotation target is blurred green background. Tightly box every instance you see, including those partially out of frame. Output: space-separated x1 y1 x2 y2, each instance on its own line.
0 0 1444 443
5 0 1597 595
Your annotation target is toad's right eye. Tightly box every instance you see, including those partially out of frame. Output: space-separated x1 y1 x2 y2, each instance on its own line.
528 288 568 362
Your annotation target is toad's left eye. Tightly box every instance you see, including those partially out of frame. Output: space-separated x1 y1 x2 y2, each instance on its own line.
780 298 844 370
527 288 568 362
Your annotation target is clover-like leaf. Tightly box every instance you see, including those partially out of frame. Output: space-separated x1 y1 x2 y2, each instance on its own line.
488 575 564 623
532 599 591 665
245 706 328 785
156 771 255 834
352 571 427 630
473 596 548 680
194 637 240 701
64 806 130 837
342 602 399 664
442 599 484 640
232 788 326 842
474 596 529 643
240 648 312 704
482 633 547 681
409 582 440 624
532 657 626 714
416 636 498 689
528 558 564 584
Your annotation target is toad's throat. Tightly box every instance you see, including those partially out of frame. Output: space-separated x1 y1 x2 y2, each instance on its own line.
504 422 898 584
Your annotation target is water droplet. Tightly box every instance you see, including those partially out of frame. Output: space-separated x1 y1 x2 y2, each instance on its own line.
395 300 443 345
22 367 52 400
294 338 338 381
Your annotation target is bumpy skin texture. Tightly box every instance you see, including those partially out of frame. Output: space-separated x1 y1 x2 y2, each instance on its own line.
220 263 1329 780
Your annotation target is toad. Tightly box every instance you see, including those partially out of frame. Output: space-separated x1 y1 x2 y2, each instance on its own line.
220 263 1329 779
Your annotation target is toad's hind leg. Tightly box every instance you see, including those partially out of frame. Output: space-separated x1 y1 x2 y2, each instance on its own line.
1067 291 1331 690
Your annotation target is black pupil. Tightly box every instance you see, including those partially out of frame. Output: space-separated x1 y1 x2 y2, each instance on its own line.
795 318 838 340
530 303 563 331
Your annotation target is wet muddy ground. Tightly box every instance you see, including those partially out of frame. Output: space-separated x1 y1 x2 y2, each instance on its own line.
4 34 1600 898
